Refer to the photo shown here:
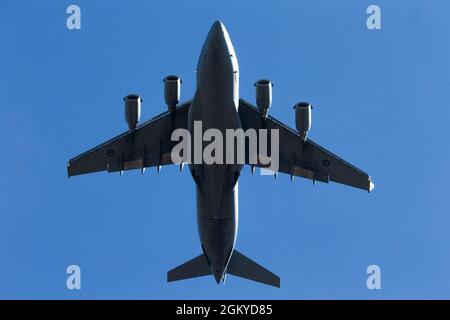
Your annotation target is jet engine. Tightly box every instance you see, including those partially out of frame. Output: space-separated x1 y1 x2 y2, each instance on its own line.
255 79 272 119
293 102 312 141
124 94 142 132
164 75 181 112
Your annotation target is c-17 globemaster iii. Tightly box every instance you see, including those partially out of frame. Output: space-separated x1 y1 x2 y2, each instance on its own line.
67 21 374 288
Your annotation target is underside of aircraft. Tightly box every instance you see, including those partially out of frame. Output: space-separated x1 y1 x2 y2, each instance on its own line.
67 21 373 288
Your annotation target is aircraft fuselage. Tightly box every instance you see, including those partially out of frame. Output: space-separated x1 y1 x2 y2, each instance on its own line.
187 21 242 283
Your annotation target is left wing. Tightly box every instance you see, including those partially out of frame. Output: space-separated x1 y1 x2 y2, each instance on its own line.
238 99 374 192
67 101 190 177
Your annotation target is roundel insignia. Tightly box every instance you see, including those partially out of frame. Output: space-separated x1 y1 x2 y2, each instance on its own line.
322 159 330 167
107 149 115 157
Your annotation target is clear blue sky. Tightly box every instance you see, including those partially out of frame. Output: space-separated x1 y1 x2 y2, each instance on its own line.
1 0 450 299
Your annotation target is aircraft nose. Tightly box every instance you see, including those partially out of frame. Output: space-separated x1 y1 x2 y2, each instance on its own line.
210 20 225 34
206 21 226 50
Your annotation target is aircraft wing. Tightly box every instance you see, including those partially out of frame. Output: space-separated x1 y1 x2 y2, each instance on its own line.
67 101 191 177
238 99 374 192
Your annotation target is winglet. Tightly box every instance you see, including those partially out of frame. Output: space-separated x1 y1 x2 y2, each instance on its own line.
369 178 375 193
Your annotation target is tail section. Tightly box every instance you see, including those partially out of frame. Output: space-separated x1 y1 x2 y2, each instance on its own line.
167 254 211 282
167 250 280 288
227 250 280 288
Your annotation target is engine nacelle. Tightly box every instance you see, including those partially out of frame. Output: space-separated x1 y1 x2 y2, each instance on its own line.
294 102 312 141
124 94 142 132
164 75 181 112
255 79 272 119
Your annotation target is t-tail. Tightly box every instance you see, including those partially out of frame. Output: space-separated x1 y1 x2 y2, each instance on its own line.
167 250 280 288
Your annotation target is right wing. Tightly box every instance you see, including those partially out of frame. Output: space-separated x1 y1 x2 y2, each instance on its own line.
67 101 190 177
238 99 374 192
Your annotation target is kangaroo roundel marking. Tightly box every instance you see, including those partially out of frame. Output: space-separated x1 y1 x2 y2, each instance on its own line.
322 159 330 167
107 149 115 157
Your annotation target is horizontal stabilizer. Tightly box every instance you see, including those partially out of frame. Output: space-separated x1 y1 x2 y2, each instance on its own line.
167 254 211 282
227 250 280 288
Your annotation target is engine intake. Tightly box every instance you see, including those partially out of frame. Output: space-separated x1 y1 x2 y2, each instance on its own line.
294 102 312 141
255 79 272 119
164 75 181 112
124 94 142 132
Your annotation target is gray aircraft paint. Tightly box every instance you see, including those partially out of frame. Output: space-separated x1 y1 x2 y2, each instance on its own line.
188 21 242 283
67 20 373 288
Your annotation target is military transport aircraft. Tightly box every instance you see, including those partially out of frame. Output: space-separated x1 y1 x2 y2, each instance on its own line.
67 21 374 288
